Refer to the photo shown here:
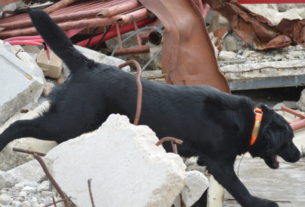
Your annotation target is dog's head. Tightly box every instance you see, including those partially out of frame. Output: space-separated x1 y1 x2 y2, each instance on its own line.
249 105 302 169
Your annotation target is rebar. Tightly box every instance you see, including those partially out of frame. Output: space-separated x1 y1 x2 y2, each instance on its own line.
118 60 142 125
44 197 71 207
13 148 46 157
33 153 70 207
88 179 96 207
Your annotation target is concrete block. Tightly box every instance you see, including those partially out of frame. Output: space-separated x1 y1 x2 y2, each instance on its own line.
74 45 130 72
0 41 45 125
45 114 187 207
0 101 57 171
225 35 237 52
218 51 237 61
221 60 305 80
208 12 231 33
37 49 63 78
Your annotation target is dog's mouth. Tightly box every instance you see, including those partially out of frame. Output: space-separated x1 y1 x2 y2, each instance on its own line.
263 155 280 169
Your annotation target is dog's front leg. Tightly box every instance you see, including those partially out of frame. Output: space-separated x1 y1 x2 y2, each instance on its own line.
200 157 278 207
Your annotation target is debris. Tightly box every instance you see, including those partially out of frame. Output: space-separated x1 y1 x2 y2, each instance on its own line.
37 49 63 79
173 171 209 207
37 180 51 192
296 89 305 112
45 114 187 207
208 12 231 33
0 41 45 125
273 103 285 111
42 82 55 97
0 101 57 171
218 51 237 61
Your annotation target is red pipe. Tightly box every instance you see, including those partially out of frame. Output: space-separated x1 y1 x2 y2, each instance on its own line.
140 19 160 41
290 119 305 131
281 106 305 119
77 17 156 47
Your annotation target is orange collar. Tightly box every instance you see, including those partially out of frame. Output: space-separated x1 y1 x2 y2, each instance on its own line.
250 108 263 146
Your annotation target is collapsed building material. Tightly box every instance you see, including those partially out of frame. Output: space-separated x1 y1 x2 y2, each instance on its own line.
0 41 45 125
204 0 305 50
139 0 230 93
173 171 209 207
221 60 305 90
45 114 188 207
37 49 63 79
0 101 57 171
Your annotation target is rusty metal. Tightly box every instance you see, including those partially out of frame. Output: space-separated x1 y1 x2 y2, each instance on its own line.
141 19 160 41
13 148 46 156
180 194 187 207
44 197 71 207
148 31 162 45
222 65 305 74
77 17 156 47
281 106 305 131
115 8 149 24
0 0 126 30
44 0 78 14
88 179 96 207
52 197 57 207
204 0 305 50
96 0 142 18
155 137 183 152
33 153 70 207
281 106 305 119
115 46 150 56
139 0 231 93
15 48 21 60
20 109 29 113
118 60 142 125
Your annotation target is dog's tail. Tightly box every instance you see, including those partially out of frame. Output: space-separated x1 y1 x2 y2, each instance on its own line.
28 8 93 73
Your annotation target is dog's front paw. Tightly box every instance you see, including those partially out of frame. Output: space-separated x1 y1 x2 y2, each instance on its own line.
250 197 278 207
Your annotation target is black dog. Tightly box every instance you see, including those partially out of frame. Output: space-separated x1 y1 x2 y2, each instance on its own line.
0 9 302 207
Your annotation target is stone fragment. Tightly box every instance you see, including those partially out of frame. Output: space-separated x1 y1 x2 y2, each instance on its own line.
37 181 50 192
242 50 255 58
45 114 187 207
3 160 46 188
12 200 21 207
42 82 55 97
22 187 36 194
225 35 237 52
273 54 283 61
273 103 284 111
37 49 63 79
208 12 231 33
21 45 41 55
0 41 45 125
41 191 56 197
173 171 209 207
0 101 57 171
277 4 305 12
288 51 303 58
0 194 12 205
218 51 237 61
20 201 31 207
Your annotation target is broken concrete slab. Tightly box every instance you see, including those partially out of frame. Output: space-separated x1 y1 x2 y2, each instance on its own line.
37 49 63 79
0 101 57 171
297 89 305 112
45 114 187 207
0 41 45 125
208 12 231 33
74 45 130 72
221 60 305 80
173 171 209 207
0 160 45 189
